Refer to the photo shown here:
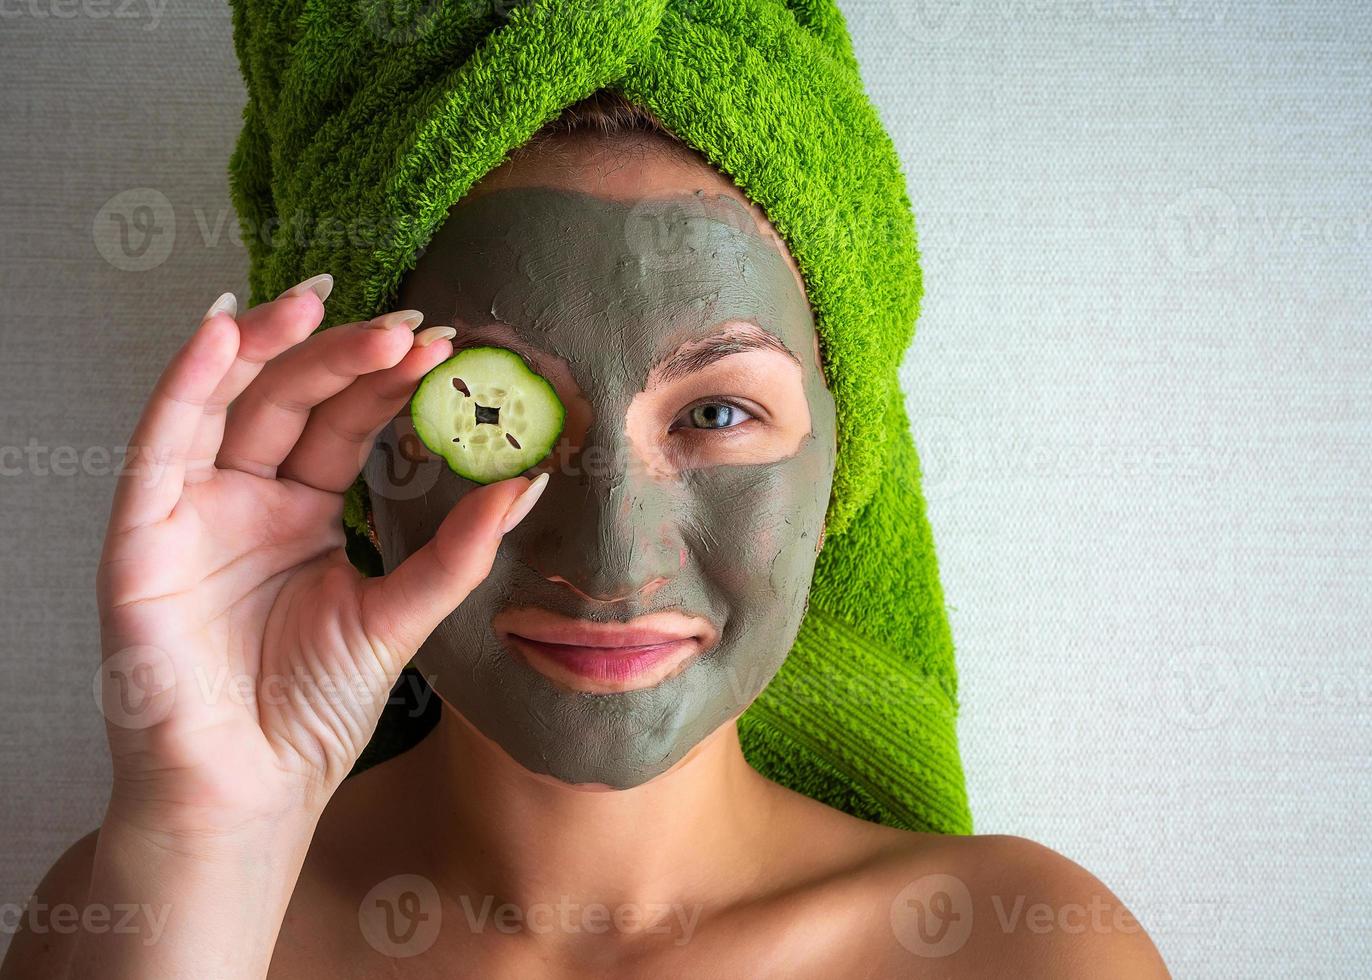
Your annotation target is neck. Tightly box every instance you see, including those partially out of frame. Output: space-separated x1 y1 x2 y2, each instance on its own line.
395 706 782 915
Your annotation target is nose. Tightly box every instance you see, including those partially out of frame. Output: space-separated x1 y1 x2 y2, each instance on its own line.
545 570 668 604
514 441 684 605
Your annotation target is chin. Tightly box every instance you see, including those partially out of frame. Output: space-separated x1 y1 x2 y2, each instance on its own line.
418 619 780 789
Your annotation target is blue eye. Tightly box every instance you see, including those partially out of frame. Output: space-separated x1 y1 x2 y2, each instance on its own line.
680 402 753 430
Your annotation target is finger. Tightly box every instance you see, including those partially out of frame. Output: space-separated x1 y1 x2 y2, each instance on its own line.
360 472 550 666
277 327 456 493
216 310 426 479
108 307 240 533
183 277 332 485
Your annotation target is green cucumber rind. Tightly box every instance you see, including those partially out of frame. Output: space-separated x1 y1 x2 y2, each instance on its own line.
409 345 566 485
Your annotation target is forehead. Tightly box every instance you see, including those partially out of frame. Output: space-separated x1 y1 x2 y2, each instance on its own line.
470 130 810 299
396 140 816 392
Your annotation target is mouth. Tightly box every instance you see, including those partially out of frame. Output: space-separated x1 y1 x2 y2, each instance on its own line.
493 607 716 694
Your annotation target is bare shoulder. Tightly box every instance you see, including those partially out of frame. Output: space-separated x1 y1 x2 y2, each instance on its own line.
857 829 1172 978
0 828 101 980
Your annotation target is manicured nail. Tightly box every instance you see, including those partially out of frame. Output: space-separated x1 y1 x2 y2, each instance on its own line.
367 309 425 331
201 291 237 322
277 273 334 302
499 472 549 534
413 325 456 348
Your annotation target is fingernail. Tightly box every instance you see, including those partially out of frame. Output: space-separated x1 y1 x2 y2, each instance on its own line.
413 325 456 348
278 273 334 302
368 309 425 331
499 472 549 534
201 291 237 322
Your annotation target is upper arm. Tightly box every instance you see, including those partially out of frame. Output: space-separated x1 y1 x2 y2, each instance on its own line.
0 828 101 980
872 832 1170 978
981 835 1172 979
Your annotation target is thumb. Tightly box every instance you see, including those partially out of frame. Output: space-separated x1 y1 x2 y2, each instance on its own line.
360 472 548 667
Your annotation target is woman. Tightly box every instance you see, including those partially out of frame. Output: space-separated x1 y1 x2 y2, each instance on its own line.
3 4 1169 976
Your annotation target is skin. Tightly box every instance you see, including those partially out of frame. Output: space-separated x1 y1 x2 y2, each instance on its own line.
1 133 1170 979
369 182 836 788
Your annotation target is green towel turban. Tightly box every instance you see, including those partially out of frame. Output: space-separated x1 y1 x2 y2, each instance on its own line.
227 0 972 835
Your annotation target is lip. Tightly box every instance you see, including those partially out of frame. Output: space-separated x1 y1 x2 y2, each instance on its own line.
493 607 716 694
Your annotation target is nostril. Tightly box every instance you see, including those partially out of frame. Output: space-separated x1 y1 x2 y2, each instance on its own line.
546 574 669 604
637 576 669 599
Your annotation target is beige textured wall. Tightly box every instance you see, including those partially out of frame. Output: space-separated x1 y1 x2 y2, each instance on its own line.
2 2 1369 974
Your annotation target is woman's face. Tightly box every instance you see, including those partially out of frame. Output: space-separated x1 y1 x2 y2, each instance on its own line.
367 135 836 788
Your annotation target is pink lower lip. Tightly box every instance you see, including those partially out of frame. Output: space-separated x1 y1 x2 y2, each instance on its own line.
508 635 695 685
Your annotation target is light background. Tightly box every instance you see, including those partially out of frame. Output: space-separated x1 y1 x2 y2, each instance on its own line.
1 1 1368 975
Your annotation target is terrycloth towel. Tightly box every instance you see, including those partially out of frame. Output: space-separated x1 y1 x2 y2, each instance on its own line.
228 0 972 834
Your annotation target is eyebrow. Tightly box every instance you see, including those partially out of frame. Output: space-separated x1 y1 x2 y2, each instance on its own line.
447 320 799 385
650 324 799 387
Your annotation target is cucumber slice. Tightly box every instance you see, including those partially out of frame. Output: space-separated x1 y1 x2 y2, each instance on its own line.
409 346 565 484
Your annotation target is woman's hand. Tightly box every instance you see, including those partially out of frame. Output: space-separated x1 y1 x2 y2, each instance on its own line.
94 275 546 846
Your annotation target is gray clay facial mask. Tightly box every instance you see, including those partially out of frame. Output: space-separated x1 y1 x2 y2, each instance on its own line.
366 184 837 787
